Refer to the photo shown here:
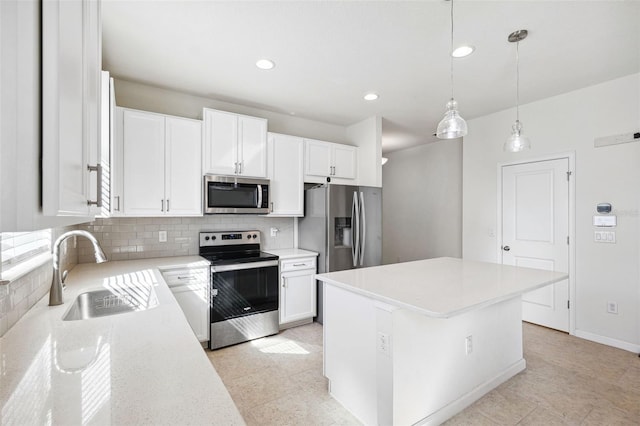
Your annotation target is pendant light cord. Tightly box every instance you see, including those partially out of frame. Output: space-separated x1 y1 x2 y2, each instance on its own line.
450 0 454 100
516 40 520 121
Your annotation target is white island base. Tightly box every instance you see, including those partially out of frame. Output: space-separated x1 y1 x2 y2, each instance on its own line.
318 257 568 425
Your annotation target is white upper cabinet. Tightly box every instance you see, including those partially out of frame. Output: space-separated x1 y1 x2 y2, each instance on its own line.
42 0 102 217
203 108 267 178
165 116 203 215
122 110 165 216
304 139 357 183
115 108 202 217
267 133 304 217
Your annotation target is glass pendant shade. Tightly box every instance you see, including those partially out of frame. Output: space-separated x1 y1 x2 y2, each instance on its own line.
504 29 530 152
504 120 531 152
436 98 468 139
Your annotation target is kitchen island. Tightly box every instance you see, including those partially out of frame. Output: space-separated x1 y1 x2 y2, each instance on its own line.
0 257 245 425
316 257 568 426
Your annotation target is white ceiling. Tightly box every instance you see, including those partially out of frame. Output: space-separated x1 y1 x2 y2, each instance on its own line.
102 1 640 153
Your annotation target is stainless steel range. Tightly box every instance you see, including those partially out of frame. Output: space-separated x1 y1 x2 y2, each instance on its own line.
199 230 279 350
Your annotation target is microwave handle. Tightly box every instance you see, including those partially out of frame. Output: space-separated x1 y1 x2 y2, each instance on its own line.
257 185 263 208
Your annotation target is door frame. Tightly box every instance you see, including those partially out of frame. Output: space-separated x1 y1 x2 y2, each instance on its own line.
496 151 576 335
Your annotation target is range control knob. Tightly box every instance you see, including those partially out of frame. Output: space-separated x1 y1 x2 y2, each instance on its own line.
247 235 252 239
212 236 216 240
252 234 257 239
204 236 210 241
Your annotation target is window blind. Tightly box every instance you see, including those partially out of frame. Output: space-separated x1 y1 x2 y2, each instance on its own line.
0 230 52 277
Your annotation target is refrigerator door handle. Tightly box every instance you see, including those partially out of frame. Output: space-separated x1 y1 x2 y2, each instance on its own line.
351 191 360 267
359 191 366 266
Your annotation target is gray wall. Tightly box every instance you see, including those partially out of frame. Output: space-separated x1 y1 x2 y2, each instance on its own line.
463 73 640 351
382 139 463 264
114 78 349 144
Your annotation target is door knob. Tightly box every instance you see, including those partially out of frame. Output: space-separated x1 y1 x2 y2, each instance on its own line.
503 246 511 251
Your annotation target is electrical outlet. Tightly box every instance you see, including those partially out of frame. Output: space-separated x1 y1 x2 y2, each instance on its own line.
270 227 279 237
465 335 473 355
607 301 618 314
158 231 167 243
377 332 390 355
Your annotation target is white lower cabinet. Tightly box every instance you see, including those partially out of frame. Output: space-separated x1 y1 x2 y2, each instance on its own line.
161 266 210 343
279 257 317 327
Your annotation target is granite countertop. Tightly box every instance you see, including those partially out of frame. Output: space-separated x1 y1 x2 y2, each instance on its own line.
315 257 568 318
0 256 245 425
265 248 319 259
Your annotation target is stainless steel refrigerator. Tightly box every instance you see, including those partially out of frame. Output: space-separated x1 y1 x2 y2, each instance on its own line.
298 184 382 323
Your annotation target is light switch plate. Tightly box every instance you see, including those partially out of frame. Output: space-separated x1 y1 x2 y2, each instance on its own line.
158 230 167 243
594 231 616 243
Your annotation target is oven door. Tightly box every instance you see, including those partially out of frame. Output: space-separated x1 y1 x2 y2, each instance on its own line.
204 175 270 214
210 260 279 322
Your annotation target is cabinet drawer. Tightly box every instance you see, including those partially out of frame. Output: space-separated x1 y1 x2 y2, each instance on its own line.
280 257 316 272
161 268 208 287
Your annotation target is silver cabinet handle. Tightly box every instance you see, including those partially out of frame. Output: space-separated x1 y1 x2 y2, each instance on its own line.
270 202 274 213
293 263 306 267
234 162 238 174
166 199 170 212
282 277 287 288
87 164 102 207
114 195 120 212
161 200 164 212
177 276 197 280
503 246 511 251
239 162 243 174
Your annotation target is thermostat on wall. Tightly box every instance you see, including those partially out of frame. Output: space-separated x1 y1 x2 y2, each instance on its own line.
593 215 616 227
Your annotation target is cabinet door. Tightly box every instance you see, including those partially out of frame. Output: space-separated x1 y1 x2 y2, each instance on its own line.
173 286 210 342
239 116 267 177
203 109 238 175
165 117 202 216
122 110 165 216
42 0 101 217
332 144 357 179
305 139 332 178
268 133 304 216
280 269 317 324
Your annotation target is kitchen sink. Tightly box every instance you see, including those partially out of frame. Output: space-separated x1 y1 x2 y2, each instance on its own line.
63 288 158 321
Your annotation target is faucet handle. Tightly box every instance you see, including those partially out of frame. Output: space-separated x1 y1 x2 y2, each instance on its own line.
61 270 68 285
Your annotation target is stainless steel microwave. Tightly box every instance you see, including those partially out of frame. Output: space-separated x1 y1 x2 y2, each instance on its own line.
204 175 270 214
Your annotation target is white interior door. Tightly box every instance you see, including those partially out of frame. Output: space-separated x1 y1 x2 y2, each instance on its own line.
501 158 570 332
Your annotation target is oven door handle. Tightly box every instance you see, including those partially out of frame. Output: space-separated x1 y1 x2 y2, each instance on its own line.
211 259 279 273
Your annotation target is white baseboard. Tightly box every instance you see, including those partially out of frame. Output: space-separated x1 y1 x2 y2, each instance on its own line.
415 359 527 426
574 329 640 354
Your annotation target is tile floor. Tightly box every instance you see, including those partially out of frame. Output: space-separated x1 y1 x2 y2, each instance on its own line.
206 322 640 425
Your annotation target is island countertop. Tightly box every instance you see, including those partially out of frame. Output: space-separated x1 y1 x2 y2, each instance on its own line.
315 257 568 318
0 256 245 425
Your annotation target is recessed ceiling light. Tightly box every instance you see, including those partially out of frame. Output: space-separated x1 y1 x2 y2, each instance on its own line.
452 45 475 58
364 93 379 101
256 59 275 70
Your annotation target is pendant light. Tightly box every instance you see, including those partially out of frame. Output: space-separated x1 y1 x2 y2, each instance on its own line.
436 0 468 140
504 29 531 152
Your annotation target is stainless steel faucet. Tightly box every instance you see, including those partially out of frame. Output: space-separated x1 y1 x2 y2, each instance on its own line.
49 230 107 306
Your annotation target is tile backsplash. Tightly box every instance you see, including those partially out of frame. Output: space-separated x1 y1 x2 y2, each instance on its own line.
77 216 295 263
0 226 78 337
